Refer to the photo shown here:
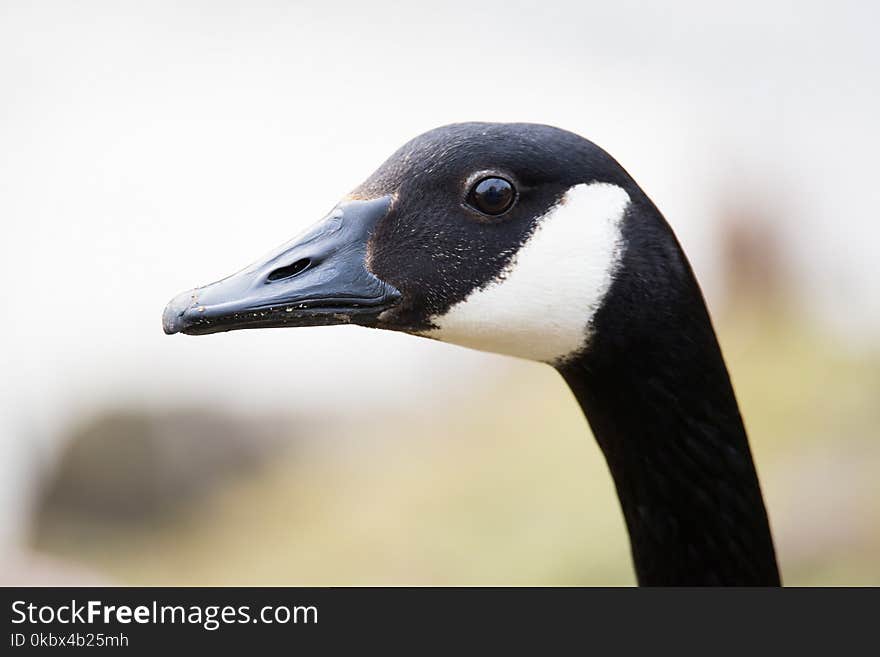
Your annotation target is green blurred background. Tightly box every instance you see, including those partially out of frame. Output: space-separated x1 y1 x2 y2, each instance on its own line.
25 308 880 585
2 1 878 585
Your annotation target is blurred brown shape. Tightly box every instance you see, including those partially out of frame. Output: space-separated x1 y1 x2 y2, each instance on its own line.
719 200 791 310
38 408 294 522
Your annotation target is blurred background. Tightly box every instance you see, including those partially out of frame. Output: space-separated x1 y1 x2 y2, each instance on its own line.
1 0 878 585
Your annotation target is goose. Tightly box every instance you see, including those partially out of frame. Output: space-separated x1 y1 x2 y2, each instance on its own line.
163 122 780 586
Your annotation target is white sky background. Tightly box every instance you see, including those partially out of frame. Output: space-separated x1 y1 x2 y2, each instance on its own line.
0 1 878 544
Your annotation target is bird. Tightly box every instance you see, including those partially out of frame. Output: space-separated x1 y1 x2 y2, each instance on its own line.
163 122 780 586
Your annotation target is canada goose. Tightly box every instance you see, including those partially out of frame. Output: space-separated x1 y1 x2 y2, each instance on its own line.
163 123 780 586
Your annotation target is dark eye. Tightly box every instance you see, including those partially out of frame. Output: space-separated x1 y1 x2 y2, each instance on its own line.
467 177 516 216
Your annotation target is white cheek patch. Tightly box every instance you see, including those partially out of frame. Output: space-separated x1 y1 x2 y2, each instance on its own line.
424 182 630 364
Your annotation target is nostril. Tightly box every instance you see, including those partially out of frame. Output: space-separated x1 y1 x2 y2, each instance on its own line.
267 258 311 282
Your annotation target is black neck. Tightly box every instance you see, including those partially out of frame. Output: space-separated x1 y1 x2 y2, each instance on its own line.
558 199 779 586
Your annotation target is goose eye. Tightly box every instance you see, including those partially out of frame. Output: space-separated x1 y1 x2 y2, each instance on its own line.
467 177 516 216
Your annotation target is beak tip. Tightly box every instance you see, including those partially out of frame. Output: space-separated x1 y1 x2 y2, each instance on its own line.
162 289 194 335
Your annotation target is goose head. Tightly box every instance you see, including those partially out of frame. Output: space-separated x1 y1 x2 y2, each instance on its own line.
162 122 780 585
163 122 657 366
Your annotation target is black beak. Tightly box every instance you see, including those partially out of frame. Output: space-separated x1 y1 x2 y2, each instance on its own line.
162 196 400 336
